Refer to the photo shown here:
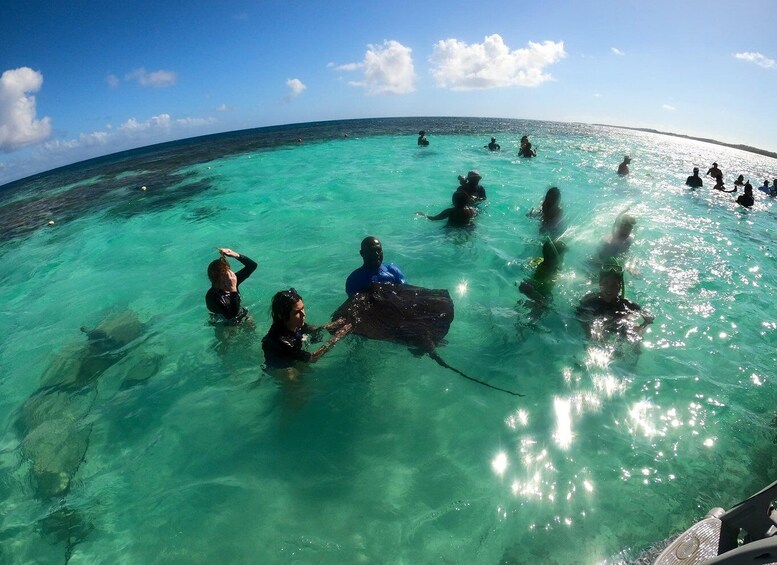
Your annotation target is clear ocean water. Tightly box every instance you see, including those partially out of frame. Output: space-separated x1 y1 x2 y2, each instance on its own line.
1 117 776 564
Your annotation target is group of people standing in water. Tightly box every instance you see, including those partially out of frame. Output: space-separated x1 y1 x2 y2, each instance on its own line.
683 161 776 208
204 131 665 376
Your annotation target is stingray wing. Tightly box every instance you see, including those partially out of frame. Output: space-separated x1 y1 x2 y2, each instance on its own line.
332 283 454 349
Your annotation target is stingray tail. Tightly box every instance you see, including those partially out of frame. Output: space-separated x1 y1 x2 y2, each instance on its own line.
427 351 524 397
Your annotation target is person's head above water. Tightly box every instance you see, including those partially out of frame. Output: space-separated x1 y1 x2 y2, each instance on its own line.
452 189 470 208
270 288 305 330
418 130 426 136
744 182 753 194
693 167 699 174
623 155 632 163
466 170 482 183
599 260 625 301
360 236 383 269
207 256 236 290
543 186 561 208
614 214 636 238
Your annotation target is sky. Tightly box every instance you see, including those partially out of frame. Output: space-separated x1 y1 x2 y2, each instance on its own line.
1 0 775 185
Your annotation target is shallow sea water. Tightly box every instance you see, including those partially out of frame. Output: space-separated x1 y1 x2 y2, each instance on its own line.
1 118 776 564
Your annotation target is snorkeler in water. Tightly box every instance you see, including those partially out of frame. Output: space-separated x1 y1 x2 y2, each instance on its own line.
261 288 351 371
736 182 755 208
205 248 257 324
595 212 636 266
455 170 487 204
685 167 703 188
734 174 745 187
576 260 653 341
714 177 736 193
485 137 501 151
706 162 723 181
416 189 477 227
528 187 564 238
418 130 429 146
519 135 536 158
617 156 631 176
518 238 567 317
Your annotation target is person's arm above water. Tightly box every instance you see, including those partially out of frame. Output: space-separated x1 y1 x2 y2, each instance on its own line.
416 208 452 221
309 323 353 362
218 248 257 285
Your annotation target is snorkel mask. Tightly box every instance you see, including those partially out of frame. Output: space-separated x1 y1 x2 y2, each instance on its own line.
600 258 625 298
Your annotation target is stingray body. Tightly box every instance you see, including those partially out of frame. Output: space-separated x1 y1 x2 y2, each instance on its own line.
15 310 157 562
332 284 523 396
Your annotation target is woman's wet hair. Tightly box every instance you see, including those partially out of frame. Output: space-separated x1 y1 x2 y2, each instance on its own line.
270 288 302 325
207 257 230 285
542 187 561 217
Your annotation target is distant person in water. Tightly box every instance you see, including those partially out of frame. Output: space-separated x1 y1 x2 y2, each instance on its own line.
736 182 755 208
345 236 407 297
205 248 258 324
485 137 501 151
617 156 632 176
528 186 564 238
771 179 777 197
417 130 429 146
262 288 351 371
456 170 487 203
518 238 567 317
519 135 536 158
685 167 703 188
576 261 654 341
734 174 745 187
596 213 636 265
714 177 736 193
758 179 770 194
416 189 477 227
706 162 722 181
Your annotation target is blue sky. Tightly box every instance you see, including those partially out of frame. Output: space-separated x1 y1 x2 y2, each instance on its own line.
1 0 775 185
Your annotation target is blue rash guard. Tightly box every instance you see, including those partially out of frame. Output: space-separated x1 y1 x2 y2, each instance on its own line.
345 263 406 297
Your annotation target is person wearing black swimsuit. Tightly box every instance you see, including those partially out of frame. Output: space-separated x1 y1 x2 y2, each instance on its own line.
205 248 257 324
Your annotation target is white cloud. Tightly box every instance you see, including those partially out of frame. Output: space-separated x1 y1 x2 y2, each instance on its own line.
106 74 120 88
286 78 306 97
338 40 416 94
734 52 776 69
594 93 603 98
662 104 676 110
216 103 236 112
611 47 625 56
125 67 177 87
430 35 566 90
0 67 52 152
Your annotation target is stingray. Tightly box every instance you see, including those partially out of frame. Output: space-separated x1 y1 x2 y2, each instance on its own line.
332 283 523 396
15 310 157 563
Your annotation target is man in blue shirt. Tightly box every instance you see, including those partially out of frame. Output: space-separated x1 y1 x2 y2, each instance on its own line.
345 236 407 296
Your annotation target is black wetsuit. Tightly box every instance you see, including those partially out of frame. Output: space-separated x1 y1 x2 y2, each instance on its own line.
576 293 642 338
487 142 501 151
736 193 754 208
262 323 319 368
456 183 486 204
205 255 257 323
685 175 703 188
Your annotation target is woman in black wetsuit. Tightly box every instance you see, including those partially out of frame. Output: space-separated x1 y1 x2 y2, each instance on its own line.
262 288 351 372
205 248 257 324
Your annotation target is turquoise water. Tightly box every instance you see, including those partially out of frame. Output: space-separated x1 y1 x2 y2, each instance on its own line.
1 118 776 563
